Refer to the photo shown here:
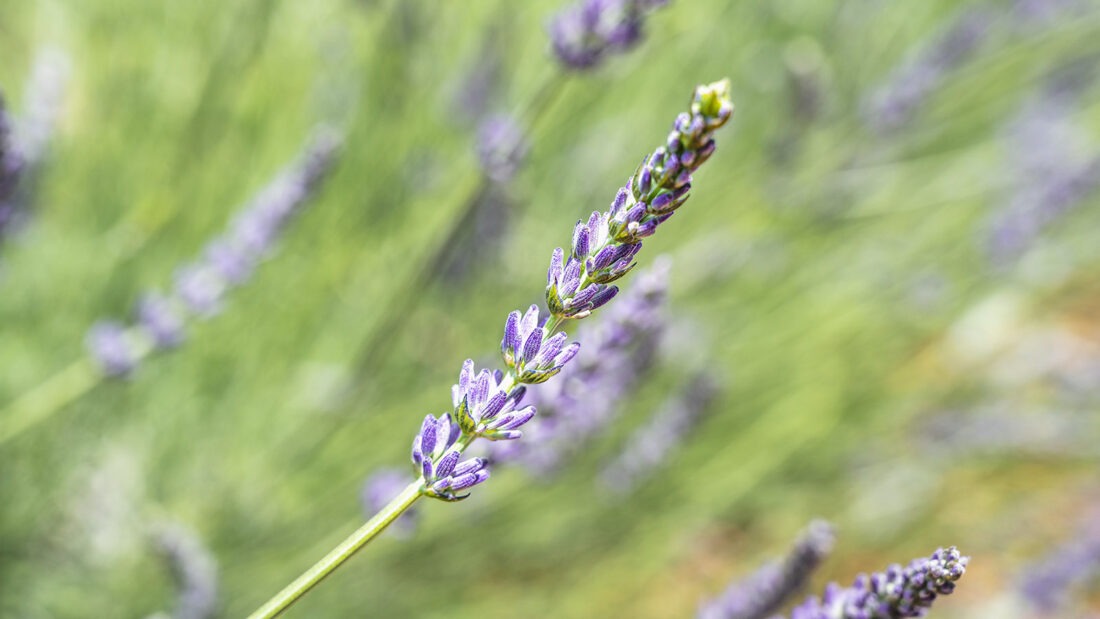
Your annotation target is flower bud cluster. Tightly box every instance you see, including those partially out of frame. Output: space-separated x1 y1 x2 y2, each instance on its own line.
86 128 341 376
501 304 581 383
411 413 489 501
546 80 732 322
451 360 537 440
790 547 969 619
492 260 669 475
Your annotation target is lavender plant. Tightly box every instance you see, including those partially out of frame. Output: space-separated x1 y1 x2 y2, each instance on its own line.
788 547 969 619
698 520 835 619
247 79 733 619
86 128 341 376
549 0 668 70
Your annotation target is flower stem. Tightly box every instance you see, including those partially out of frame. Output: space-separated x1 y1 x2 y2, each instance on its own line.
247 478 424 619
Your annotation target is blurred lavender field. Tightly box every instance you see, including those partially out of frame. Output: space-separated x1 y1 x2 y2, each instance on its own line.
1 0 1100 617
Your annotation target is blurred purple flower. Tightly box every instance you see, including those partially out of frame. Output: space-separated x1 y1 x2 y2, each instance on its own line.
361 469 419 538
86 322 138 377
986 85 1100 264
1020 512 1100 612
0 94 24 237
476 115 529 184
136 293 186 349
698 520 835 619
789 547 968 619
150 521 219 619
86 127 341 375
600 371 717 493
863 9 990 133
919 404 1100 459
548 0 667 70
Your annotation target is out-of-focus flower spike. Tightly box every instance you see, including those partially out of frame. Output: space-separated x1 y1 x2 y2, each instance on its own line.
136 293 186 349
697 520 834 619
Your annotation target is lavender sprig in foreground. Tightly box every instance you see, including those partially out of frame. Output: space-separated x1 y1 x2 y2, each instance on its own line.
247 79 732 619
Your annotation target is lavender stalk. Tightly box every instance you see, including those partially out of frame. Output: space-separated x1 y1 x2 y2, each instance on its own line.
86 127 341 376
0 128 340 447
247 79 733 619
698 520 835 619
789 547 969 619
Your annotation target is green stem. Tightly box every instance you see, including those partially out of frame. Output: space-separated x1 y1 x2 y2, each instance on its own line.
247 478 424 619
0 359 101 447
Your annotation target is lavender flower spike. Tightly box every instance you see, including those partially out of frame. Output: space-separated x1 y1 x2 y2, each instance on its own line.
249 81 733 617
547 80 732 321
790 547 969 619
549 0 668 70
698 520 835 619
407 80 732 504
86 127 341 376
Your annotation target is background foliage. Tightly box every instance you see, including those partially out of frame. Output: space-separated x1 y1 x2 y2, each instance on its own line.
1 0 1099 617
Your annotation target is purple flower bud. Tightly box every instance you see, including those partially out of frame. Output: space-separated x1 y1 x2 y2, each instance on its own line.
571 220 591 259
419 414 438 456
434 451 460 479
136 293 186 349
649 192 673 212
86 321 137 377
